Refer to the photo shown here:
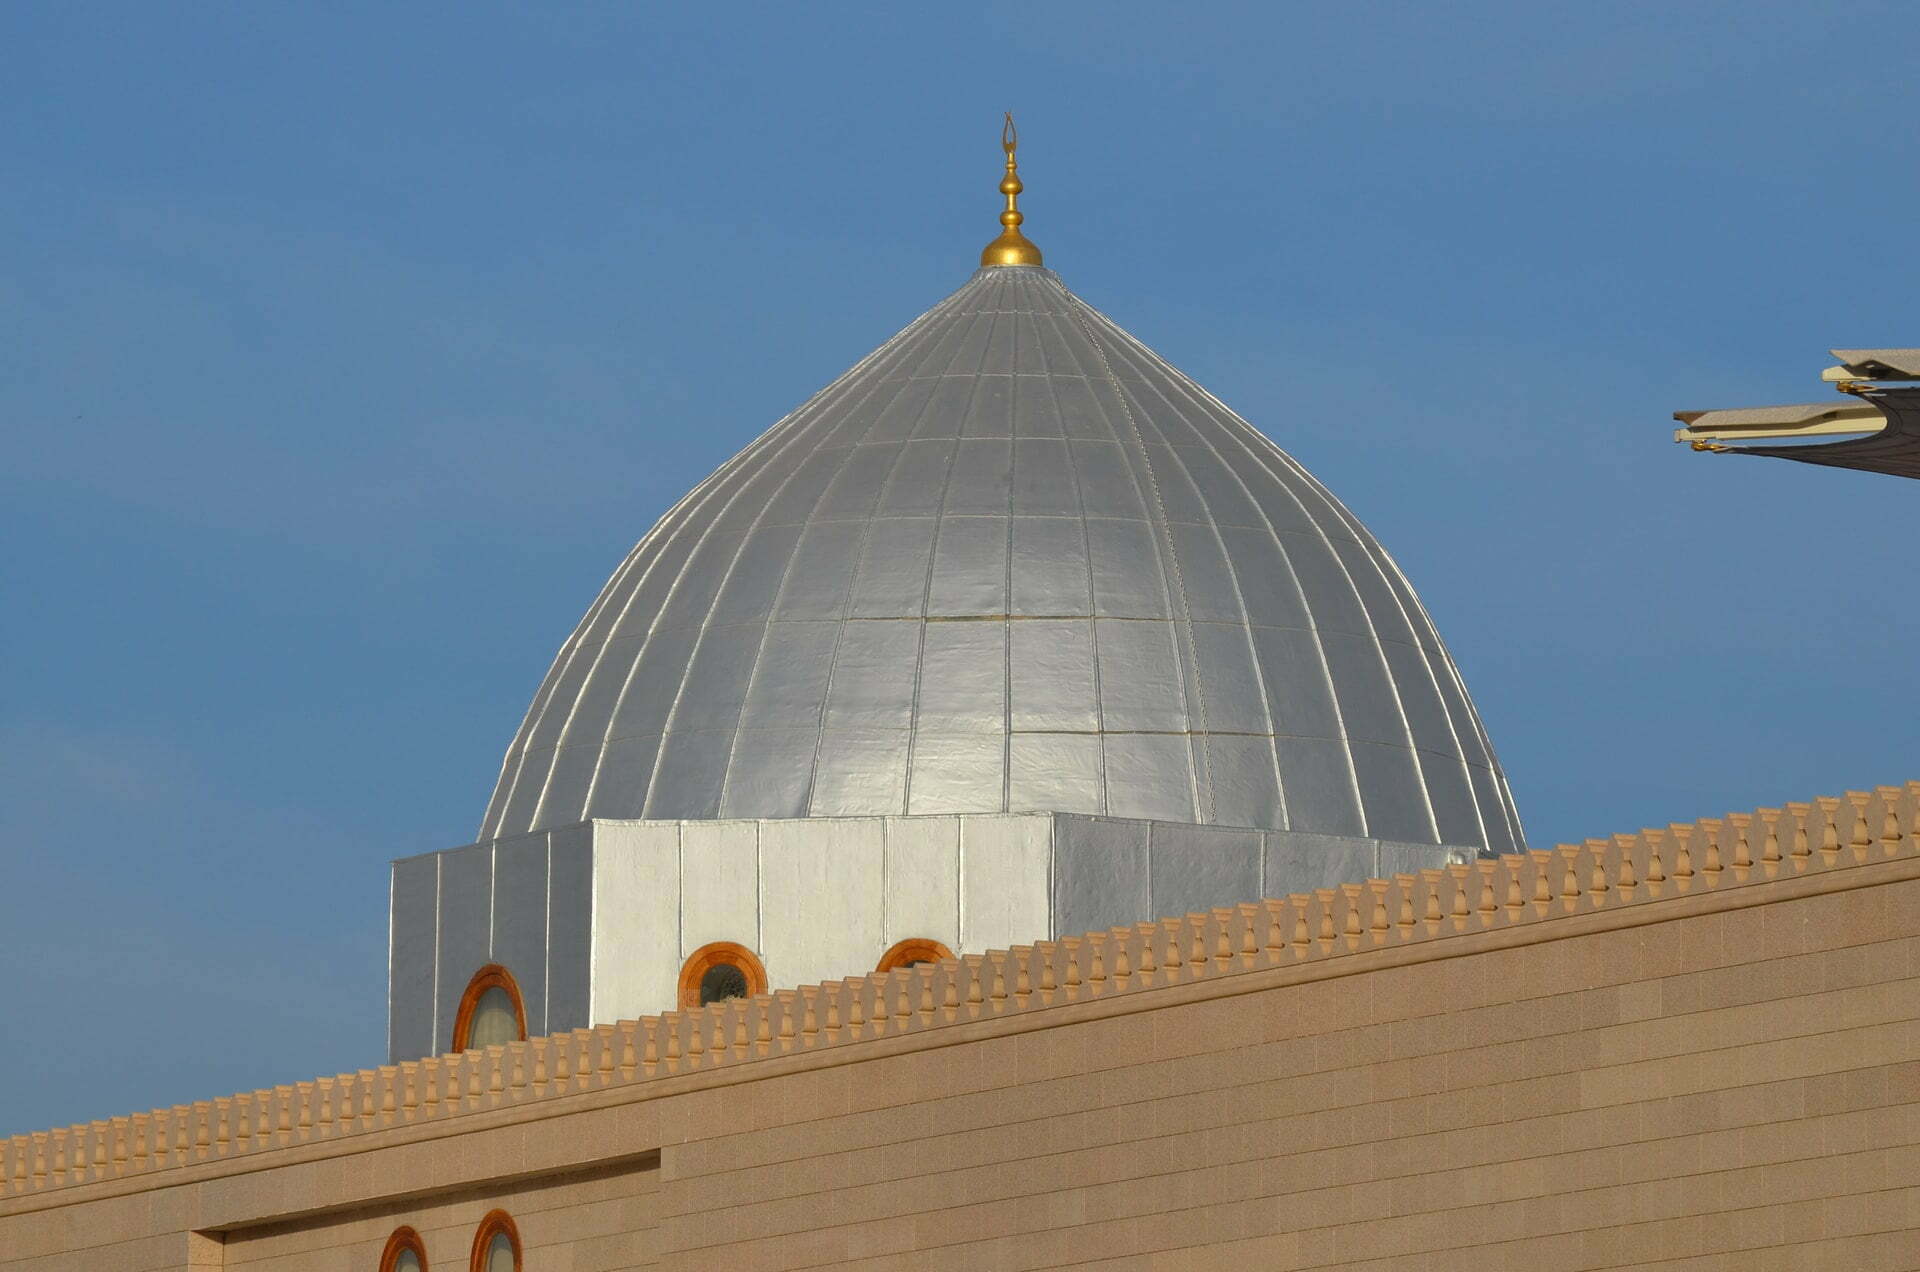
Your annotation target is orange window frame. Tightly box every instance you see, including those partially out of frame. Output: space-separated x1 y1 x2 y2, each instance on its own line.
380 1225 428 1272
468 1209 521 1272
876 937 955 972
677 941 768 1009
449 963 528 1053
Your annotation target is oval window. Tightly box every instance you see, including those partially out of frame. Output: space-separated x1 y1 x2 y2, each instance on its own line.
876 938 955 973
677 942 767 1010
380 1226 428 1272
451 965 527 1052
469 1210 520 1272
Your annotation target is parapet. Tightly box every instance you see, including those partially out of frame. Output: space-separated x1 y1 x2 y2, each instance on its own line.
5 782 1916 1202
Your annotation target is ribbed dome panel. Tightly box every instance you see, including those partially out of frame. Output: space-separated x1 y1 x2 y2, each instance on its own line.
480 267 1524 852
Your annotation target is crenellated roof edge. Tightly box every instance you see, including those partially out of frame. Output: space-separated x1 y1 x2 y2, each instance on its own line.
7 780 1918 1205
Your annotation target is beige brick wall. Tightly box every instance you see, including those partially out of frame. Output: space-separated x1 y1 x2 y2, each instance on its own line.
642 872 1919 1269
3 862 1915 1270
221 1159 658 1272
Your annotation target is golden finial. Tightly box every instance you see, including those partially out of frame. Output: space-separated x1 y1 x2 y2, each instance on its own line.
980 112 1043 268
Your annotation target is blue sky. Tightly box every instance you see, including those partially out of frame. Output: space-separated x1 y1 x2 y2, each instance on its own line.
5 1 1915 1136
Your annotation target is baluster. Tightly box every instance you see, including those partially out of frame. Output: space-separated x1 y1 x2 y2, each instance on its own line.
1061 939 1084 1001
918 965 940 1024
684 1005 708 1065
1697 818 1723 886
1582 841 1609 905
1235 903 1261 965
593 1025 618 1086
1133 922 1159 981
758 998 778 1057
210 1099 231 1160
892 970 915 1031
962 955 987 1016
375 1066 397 1127
1336 884 1362 948
773 992 797 1052
1037 941 1059 1003
1785 802 1813 871
848 978 871 1040
987 952 1009 1014
1304 889 1331 951
1726 814 1752 882
1876 786 1905 858
1469 863 1494 926
1815 797 1842 866
796 989 820 1049
498 1047 521 1102
662 1012 683 1073
1442 864 1468 929
49 1128 70 1186
234 1094 257 1153
482 1047 504 1105
523 1038 547 1098
1499 857 1525 922
1759 808 1783 876
1159 920 1185 976
1207 910 1233 968
1668 826 1694 890
1643 832 1667 895
723 1003 747 1062
108 1116 129 1177
294 1083 315 1143
1544 847 1572 911
1083 933 1109 996
1415 871 1442 934
1011 946 1033 1007
1254 901 1283 963
1366 881 1391 943
1518 850 1547 914
617 1020 638 1080
640 1017 662 1074
1846 792 1873 863
314 1077 339 1140
1907 782 1920 856
821 980 843 1042
1614 835 1639 898
1394 875 1419 939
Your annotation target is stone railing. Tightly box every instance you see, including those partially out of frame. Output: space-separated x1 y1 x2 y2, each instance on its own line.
5 782 1917 1202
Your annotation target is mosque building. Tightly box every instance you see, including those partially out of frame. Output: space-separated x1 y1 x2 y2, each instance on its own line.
3 124 1915 1271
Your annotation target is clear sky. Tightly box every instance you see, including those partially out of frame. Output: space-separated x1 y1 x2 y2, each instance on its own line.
5 1 1915 1136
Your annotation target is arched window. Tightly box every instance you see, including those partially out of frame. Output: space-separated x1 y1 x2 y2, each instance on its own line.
677 941 768 1009
451 964 527 1052
469 1210 520 1272
380 1226 428 1272
876 937 955 973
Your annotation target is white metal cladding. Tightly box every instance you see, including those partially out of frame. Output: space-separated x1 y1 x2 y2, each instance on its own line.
479 267 1524 852
388 812 1466 1056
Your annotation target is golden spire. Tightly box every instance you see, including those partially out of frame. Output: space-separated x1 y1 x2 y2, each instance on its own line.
980 112 1043 268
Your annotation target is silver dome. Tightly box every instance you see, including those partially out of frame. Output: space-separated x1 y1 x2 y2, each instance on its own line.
481 266 1524 852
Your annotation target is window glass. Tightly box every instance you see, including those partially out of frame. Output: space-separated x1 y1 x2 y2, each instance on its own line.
393 1252 422 1272
699 962 749 1005
468 985 520 1048
485 1232 515 1272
